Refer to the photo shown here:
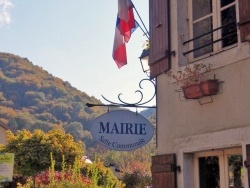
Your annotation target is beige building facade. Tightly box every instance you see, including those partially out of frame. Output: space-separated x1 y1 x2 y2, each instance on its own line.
148 0 250 187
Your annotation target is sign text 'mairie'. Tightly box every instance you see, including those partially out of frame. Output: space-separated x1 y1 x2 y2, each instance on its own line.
99 122 146 135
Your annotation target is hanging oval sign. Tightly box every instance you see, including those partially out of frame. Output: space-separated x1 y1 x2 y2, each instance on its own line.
91 110 154 151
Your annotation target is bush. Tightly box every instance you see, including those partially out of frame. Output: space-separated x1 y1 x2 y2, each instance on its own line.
122 172 151 188
121 161 152 188
15 154 124 188
0 175 28 188
81 159 125 188
3 129 84 176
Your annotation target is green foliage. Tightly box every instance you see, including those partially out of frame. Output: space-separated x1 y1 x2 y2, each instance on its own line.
122 172 151 188
64 122 84 141
0 144 4 151
2 129 84 176
14 155 124 188
0 52 106 147
82 159 125 188
29 154 92 188
121 161 152 188
0 52 156 186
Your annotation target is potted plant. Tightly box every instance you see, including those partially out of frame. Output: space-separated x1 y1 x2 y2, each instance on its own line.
168 64 219 99
200 78 219 96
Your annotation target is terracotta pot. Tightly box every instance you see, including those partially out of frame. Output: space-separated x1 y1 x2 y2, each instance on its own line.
181 83 203 99
200 79 219 96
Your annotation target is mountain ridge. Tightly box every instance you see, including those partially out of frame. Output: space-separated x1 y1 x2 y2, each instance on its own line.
0 52 107 147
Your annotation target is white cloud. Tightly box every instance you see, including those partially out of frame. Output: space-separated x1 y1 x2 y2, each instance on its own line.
0 0 12 27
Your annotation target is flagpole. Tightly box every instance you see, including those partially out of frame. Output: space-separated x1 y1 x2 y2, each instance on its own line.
131 1 150 39
136 21 150 40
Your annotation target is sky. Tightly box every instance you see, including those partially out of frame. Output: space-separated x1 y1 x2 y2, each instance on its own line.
0 0 155 110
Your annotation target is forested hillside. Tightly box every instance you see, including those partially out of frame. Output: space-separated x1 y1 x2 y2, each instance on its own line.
0 52 107 148
0 52 156 178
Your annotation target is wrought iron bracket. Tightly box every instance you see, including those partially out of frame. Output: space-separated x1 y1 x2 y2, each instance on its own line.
86 78 156 109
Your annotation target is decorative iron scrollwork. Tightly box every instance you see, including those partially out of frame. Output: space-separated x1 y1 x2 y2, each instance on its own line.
86 78 156 109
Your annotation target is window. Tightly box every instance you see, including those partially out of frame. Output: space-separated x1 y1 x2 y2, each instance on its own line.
194 148 244 188
185 0 238 59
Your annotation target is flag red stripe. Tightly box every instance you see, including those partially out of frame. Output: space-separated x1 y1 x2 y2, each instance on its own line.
113 43 127 68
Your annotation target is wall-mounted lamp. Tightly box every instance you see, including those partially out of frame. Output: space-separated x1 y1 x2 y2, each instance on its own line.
139 48 150 75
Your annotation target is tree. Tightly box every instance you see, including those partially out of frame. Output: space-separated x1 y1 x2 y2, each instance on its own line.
121 161 152 188
3 129 84 176
64 121 84 141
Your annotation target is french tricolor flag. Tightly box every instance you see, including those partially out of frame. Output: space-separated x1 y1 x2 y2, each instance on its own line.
112 0 137 68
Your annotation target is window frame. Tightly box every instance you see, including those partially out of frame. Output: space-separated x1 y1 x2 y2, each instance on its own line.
193 147 243 188
187 0 238 62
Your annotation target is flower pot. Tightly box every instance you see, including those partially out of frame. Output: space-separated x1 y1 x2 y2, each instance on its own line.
181 83 203 99
200 79 219 96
